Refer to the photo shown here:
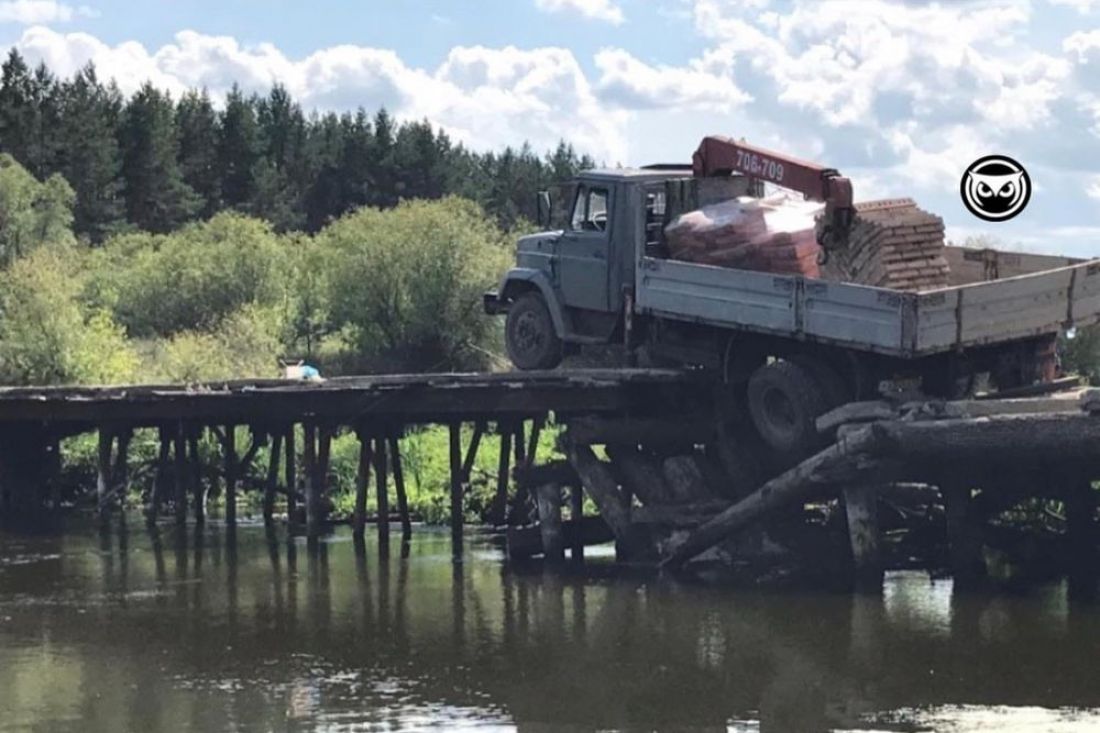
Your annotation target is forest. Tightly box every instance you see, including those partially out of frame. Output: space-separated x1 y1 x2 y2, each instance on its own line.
0 50 596 519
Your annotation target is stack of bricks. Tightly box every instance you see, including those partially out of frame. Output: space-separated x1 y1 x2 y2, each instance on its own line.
822 198 950 291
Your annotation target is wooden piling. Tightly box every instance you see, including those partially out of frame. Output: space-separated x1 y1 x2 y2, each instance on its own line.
942 480 986 586
493 423 512 526
1065 475 1096 574
571 484 585 560
536 482 565 563
263 431 283 524
353 430 372 536
843 483 883 590
374 435 389 541
146 426 171 523
96 428 113 519
450 422 463 555
284 426 297 526
187 428 203 523
304 422 319 538
173 423 187 525
389 434 412 538
318 426 332 530
224 425 237 527
461 421 485 481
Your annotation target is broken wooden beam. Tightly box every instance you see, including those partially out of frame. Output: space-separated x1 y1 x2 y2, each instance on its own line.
506 516 614 559
567 441 654 561
844 483 883 590
662 426 889 568
389 434 412 538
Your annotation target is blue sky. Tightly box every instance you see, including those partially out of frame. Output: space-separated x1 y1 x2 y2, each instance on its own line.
1 0 1099 255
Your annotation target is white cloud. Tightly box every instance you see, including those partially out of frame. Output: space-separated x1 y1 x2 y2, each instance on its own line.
0 0 93 24
1048 0 1099 12
1088 176 1100 200
534 0 624 25
594 48 751 111
10 27 629 162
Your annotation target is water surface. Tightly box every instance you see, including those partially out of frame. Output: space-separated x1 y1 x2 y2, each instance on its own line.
2 520 1099 732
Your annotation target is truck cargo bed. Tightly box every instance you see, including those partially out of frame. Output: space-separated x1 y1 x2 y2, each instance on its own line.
636 248 1100 358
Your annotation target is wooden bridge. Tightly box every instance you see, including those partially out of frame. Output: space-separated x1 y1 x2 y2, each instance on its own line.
2 367 1099 591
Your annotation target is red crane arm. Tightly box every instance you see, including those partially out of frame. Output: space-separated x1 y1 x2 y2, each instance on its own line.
691 135 854 250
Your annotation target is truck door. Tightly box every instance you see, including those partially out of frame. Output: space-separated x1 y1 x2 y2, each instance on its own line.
557 184 612 312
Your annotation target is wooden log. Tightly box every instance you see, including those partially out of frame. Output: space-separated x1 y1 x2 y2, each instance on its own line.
817 401 896 434
526 415 544 464
662 426 889 568
97 428 113 519
461 420 486 481
662 455 711 503
389 435 412 538
567 442 653 561
284 426 297 525
353 430 371 536
374 435 389 541
224 424 237 527
492 423 512 526
450 422 463 553
507 516 613 559
942 481 986 586
173 423 187 525
631 501 732 527
317 426 333 527
843 483 883 590
569 416 713 446
263 431 283 524
536 482 565 563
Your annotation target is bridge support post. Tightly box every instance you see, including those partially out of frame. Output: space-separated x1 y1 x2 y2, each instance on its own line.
536 482 565 563
284 426 297 526
374 435 389 542
571 484 585 561
492 422 512 526
1066 475 1097 579
263 430 283 524
303 423 318 538
173 423 188 526
97 428 113 520
450 422 463 557
223 425 237 527
943 480 986 588
352 428 371 536
188 427 203 524
0 426 51 520
389 434 412 539
844 483 883 591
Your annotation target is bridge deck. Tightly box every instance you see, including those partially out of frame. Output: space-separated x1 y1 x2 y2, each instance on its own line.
0 369 704 429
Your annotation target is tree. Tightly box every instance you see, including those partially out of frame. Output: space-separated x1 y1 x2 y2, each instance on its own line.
0 51 52 175
54 65 126 242
176 88 221 218
217 85 260 210
118 83 200 232
0 154 75 267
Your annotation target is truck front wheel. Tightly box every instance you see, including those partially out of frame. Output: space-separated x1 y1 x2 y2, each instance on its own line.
747 359 830 463
505 292 563 370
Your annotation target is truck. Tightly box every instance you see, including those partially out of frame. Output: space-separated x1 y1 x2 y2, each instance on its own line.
483 136 1100 461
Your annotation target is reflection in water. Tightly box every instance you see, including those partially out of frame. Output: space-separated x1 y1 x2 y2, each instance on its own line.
1 521 1100 731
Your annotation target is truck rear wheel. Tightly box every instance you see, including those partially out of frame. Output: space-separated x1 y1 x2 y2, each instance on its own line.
747 359 830 463
505 292 563 370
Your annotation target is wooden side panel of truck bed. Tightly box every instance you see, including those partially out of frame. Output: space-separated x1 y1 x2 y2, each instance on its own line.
636 255 1100 358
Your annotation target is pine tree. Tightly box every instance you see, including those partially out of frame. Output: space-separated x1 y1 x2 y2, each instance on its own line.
53 65 126 242
254 84 307 229
0 51 37 172
217 85 260 210
176 88 221 218
118 83 200 232
368 108 397 208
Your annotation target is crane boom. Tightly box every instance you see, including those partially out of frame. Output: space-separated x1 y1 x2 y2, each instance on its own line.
691 135 854 252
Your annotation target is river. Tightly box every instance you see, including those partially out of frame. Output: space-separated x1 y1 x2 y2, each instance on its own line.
1 520 1099 732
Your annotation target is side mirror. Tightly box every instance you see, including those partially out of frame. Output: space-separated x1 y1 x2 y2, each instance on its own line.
536 190 552 229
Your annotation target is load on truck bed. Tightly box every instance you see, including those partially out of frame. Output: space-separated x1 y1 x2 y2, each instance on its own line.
484 138 1100 464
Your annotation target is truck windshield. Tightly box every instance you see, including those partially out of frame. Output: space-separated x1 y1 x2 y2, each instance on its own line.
570 187 610 232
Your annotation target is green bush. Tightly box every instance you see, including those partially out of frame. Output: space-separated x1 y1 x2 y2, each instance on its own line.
0 154 76 267
317 197 512 372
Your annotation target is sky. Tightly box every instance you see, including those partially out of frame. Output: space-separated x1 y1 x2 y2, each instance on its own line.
1 0 1099 255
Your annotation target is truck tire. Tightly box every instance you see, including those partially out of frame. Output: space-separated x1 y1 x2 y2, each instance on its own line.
747 359 830 463
505 292 563 370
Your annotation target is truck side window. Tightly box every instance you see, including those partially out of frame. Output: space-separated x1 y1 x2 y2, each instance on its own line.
570 187 610 233
570 186 588 231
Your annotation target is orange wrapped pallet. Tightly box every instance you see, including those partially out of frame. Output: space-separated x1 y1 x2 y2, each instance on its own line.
664 193 823 277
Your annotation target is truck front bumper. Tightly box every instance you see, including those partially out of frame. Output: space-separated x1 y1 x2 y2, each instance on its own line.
483 291 507 315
